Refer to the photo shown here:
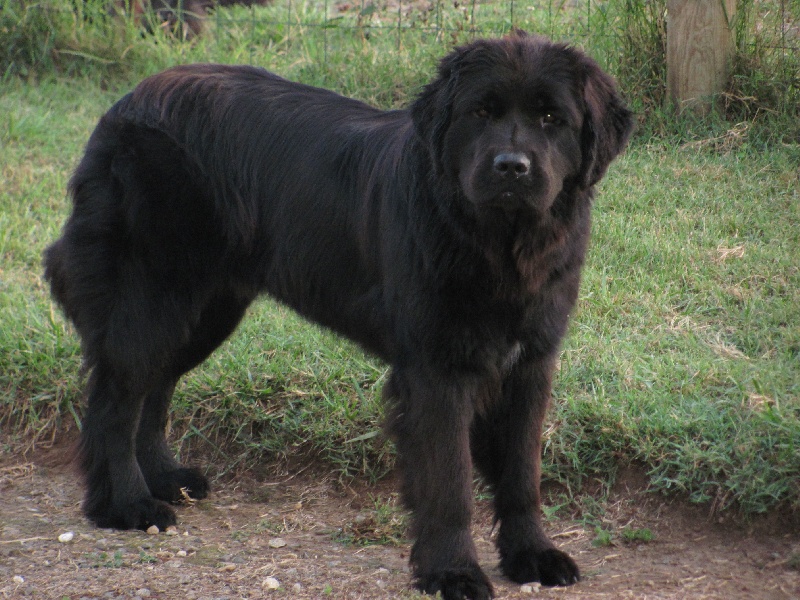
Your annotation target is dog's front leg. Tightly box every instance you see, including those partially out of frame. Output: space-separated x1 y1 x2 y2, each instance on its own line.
472 355 580 587
386 368 493 600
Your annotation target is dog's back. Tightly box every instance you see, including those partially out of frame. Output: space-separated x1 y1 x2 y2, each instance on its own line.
44 64 408 372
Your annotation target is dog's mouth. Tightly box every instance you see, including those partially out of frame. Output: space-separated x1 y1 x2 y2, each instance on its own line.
461 158 558 215
498 190 519 202
489 190 528 210
485 186 543 211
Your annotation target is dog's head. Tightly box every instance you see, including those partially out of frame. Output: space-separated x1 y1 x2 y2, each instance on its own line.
411 31 634 214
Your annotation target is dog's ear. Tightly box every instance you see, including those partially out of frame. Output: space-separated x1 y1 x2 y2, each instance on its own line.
410 46 469 173
578 57 635 188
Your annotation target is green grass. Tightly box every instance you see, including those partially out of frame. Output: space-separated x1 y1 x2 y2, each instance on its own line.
621 527 654 543
335 494 407 546
544 143 800 514
1 1 799 515
590 527 654 547
591 527 614 548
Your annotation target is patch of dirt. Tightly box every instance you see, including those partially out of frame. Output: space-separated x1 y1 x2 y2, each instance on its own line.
1 446 799 600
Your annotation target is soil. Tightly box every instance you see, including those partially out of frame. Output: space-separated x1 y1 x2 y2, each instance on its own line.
1 444 798 600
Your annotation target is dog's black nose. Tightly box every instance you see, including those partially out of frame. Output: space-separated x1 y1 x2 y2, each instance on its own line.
493 153 531 177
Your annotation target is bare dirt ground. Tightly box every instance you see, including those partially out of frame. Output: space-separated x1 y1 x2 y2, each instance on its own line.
1 445 799 600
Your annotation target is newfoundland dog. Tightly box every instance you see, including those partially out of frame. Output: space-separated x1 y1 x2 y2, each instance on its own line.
45 32 633 599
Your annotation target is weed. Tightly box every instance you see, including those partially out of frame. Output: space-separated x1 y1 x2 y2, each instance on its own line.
621 528 655 543
591 527 614 548
231 530 250 542
86 550 125 568
138 551 158 564
255 519 284 535
336 494 406 547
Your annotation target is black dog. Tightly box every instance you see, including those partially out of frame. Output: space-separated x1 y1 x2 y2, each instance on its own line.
45 32 633 599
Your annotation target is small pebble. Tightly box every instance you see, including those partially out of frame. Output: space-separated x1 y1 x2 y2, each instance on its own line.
176 550 187 557
165 526 179 536
135 588 151 598
146 525 160 535
268 537 286 548
12 575 25 584
262 576 280 590
520 582 541 594
58 531 74 543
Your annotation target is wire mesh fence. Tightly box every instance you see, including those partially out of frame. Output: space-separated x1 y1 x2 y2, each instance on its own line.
202 0 799 55
194 1 598 70
197 0 797 115
2 1 798 116
206 1 618 61
202 0 799 108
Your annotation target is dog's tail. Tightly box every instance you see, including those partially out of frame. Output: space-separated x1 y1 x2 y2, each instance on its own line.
42 238 69 318
43 114 128 369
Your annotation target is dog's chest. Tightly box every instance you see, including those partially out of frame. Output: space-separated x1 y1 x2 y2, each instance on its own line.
500 340 524 374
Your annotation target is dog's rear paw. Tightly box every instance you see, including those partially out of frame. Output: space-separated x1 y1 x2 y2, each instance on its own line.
416 565 494 600
501 547 580 587
146 467 210 503
87 497 178 531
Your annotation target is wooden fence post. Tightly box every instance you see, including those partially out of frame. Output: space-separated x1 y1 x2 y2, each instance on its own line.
667 0 737 114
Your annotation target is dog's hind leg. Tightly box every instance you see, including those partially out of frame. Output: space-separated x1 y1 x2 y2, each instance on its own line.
78 291 252 530
79 362 178 530
47 164 182 530
136 294 252 504
51 117 251 529
135 379 208 504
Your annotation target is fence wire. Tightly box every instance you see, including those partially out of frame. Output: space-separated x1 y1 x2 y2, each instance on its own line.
203 1 800 48
4 1 798 113
203 0 798 91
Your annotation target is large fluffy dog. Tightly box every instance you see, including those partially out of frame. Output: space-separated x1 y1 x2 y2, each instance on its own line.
45 32 633 599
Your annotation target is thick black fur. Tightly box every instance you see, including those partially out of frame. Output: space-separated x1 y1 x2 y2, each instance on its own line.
45 32 633 598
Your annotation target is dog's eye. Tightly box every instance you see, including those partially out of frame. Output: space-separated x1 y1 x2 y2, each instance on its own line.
541 113 562 126
474 107 491 119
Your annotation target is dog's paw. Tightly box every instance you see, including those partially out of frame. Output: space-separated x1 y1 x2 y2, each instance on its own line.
501 546 580 587
416 565 494 600
87 496 178 531
146 467 210 503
